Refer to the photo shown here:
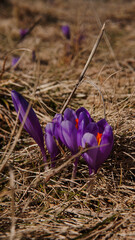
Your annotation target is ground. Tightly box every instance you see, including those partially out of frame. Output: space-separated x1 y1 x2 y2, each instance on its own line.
0 0 135 239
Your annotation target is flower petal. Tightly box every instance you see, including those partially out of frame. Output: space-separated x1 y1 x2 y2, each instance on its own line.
96 119 108 134
53 113 63 124
81 132 98 174
52 113 63 141
77 114 89 147
64 108 77 125
96 122 113 172
12 57 20 70
45 122 60 166
78 111 90 126
76 107 91 120
77 110 94 147
20 29 29 39
61 120 78 153
11 90 46 162
85 122 98 137
77 120 86 147
61 25 70 39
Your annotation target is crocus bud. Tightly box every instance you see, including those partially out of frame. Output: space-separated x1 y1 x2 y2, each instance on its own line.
11 90 46 163
61 25 70 40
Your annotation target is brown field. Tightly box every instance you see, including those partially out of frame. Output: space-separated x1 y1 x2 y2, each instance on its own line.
0 0 135 239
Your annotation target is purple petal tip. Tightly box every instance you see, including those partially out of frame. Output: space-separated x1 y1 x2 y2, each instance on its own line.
61 25 70 40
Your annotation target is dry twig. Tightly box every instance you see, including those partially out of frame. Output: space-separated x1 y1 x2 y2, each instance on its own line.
60 22 106 113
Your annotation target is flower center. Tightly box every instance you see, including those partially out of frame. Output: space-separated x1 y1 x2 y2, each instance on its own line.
96 132 102 145
75 118 79 129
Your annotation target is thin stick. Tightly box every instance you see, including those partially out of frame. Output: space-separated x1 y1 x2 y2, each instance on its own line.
85 78 106 119
90 0 120 69
9 167 15 240
60 22 106 114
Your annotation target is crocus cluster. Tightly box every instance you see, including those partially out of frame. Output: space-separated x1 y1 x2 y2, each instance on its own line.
11 90 113 175
45 108 113 175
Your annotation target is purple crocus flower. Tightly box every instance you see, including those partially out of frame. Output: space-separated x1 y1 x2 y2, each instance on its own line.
77 108 113 174
77 109 113 174
12 57 20 69
95 119 113 172
61 25 70 40
81 119 113 174
20 29 29 39
11 90 46 163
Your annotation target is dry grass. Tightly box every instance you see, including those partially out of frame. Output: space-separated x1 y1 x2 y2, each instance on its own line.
0 0 135 239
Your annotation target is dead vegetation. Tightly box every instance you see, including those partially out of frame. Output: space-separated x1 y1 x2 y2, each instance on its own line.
0 0 135 239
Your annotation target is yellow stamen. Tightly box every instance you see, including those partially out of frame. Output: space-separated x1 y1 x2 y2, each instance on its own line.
96 132 102 145
75 118 79 129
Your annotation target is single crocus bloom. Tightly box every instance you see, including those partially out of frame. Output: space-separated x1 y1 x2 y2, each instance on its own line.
61 25 70 40
20 29 29 39
81 118 113 174
63 107 113 175
11 90 46 163
95 119 113 172
62 108 93 177
12 57 20 69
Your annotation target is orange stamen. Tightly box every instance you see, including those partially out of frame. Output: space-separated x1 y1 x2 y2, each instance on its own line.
75 118 79 129
96 132 102 145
